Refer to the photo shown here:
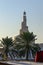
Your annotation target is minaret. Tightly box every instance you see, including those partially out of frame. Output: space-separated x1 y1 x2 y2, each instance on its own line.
20 11 28 34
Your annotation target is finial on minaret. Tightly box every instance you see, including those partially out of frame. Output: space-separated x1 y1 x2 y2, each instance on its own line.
23 11 26 16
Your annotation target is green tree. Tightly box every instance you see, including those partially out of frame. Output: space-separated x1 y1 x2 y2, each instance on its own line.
15 32 40 60
1 36 14 60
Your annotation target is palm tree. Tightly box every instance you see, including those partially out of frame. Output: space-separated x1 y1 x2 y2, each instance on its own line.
1 36 14 60
14 32 40 60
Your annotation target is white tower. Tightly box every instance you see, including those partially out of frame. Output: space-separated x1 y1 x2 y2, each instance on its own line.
20 12 28 34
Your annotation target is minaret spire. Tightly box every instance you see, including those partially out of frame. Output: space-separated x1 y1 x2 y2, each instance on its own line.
23 11 27 27
20 11 28 34
23 11 26 22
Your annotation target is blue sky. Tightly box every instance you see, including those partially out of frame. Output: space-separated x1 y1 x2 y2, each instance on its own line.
0 0 43 43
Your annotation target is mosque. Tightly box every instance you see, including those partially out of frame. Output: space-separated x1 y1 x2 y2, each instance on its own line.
16 11 35 44
17 11 43 51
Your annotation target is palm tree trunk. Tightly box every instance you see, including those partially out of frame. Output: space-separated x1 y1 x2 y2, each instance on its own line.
3 53 8 60
26 42 29 61
9 52 13 60
26 48 29 60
